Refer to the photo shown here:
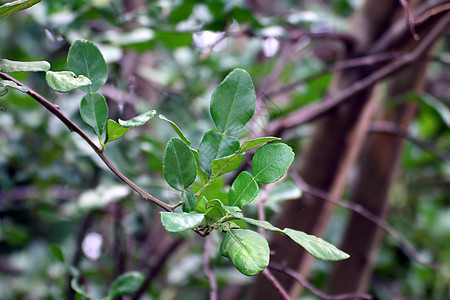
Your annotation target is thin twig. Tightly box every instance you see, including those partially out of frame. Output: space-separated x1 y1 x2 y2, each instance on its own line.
262 269 291 300
0 71 175 212
269 263 373 300
289 171 440 269
203 237 218 300
414 2 450 25
265 12 450 135
399 0 420 40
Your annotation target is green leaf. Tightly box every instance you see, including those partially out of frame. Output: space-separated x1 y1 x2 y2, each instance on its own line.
0 80 28 94
198 129 240 176
210 68 256 133
159 114 191 145
194 196 209 213
71 278 91 300
283 228 350 261
155 31 192 49
118 110 156 128
46 71 92 93
80 93 108 137
241 217 284 233
252 143 295 184
191 149 209 185
220 229 269 276
109 271 144 298
163 138 197 191
240 137 281 152
211 152 244 177
50 245 65 263
0 59 50 72
228 171 259 208
182 190 197 213
67 40 108 92
0 0 41 18
160 212 205 232
105 119 128 144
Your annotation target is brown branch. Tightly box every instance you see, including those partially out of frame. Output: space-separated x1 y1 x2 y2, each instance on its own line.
269 263 373 300
414 2 450 25
265 12 450 135
289 172 440 269
399 0 420 40
262 269 291 300
203 237 218 300
0 71 175 212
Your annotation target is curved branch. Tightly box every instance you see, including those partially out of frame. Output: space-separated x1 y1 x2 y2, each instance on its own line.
0 71 175 212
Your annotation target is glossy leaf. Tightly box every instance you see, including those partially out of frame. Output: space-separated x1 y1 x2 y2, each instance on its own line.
211 152 244 177
182 190 197 213
240 137 281 152
118 110 156 128
198 129 240 176
160 212 205 232
241 217 283 233
0 0 41 18
105 120 128 144
220 229 269 276
228 171 259 208
252 143 295 184
191 149 209 185
46 71 91 93
0 80 28 94
210 68 256 133
163 138 197 191
109 271 143 298
284 228 350 261
159 114 191 145
0 59 50 72
67 40 108 92
79 93 108 137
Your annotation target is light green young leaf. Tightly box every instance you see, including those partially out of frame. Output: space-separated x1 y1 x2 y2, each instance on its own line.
252 143 295 184
163 138 197 191
220 229 269 276
159 114 191 145
105 119 128 144
46 71 92 93
182 190 197 213
228 171 259 208
118 110 156 128
211 152 244 177
0 0 41 18
284 228 350 261
0 59 50 72
160 212 205 232
108 271 143 298
240 137 281 152
198 129 240 176
210 68 256 133
80 93 108 137
0 80 28 95
67 40 108 92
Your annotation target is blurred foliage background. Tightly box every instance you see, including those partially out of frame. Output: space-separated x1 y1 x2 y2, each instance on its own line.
0 0 449 299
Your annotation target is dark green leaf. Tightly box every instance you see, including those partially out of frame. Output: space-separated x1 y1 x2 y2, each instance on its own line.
210 68 256 133
163 138 197 191
211 152 244 177
109 271 144 298
118 110 156 128
159 114 191 145
50 245 65 263
67 40 108 92
160 212 205 232
0 0 41 18
198 129 240 176
182 190 197 213
240 137 281 152
191 149 209 185
220 229 269 276
0 59 50 72
252 143 295 184
105 119 128 144
241 217 283 233
155 31 193 49
79 93 108 137
46 71 92 93
228 171 259 208
71 278 91 300
284 228 350 261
